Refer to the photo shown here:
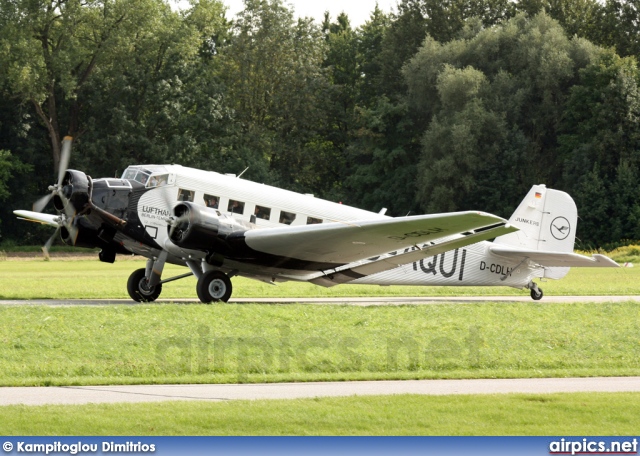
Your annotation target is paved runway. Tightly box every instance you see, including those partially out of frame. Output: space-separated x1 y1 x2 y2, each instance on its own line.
1 377 640 406
1 296 640 306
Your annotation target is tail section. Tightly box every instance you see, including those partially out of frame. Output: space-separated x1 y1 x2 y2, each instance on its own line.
494 184 578 279
495 184 576 253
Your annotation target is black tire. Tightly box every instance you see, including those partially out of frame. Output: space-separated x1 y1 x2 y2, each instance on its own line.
197 270 232 303
530 288 543 301
127 268 162 302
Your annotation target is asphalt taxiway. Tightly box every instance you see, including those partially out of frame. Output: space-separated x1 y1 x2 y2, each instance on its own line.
1 295 640 306
1 377 640 406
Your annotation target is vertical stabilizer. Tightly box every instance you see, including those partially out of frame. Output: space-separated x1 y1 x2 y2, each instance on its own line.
494 184 578 279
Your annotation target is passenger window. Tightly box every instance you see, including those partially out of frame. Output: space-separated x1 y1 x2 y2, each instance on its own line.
228 199 245 214
307 217 322 225
254 205 271 220
204 194 219 209
279 210 296 225
178 189 194 202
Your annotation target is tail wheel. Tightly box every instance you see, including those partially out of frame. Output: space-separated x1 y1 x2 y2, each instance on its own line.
127 268 162 302
530 288 543 301
197 270 232 303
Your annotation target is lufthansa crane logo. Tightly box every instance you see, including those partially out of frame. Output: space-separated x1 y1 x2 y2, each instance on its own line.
550 216 571 240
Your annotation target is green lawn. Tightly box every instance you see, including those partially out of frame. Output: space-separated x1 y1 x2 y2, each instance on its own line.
0 256 638 299
1 301 639 386
2 257 639 436
1 393 640 435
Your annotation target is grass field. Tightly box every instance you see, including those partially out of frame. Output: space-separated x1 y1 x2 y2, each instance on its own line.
0 255 638 299
1 299 639 386
1 257 639 436
1 393 640 435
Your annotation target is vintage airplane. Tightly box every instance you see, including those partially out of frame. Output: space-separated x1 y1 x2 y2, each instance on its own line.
14 137 617 302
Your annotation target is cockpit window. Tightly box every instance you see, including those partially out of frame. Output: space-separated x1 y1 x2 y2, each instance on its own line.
147 174 169 188
122 167 151 185
122 169 136 180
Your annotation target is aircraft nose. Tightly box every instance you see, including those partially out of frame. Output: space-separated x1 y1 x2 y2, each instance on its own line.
53 169 90 214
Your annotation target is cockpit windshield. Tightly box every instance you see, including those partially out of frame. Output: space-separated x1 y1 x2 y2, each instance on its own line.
122 165 171 186
122 167 152 185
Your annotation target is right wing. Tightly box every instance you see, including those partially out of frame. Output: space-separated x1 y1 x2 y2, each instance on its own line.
309 223 517 286
242 210 517 271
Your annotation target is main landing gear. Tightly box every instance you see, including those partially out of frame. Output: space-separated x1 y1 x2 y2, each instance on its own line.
127 268 162 302
126 259 234 303
196 270 233 303
527 281 544 301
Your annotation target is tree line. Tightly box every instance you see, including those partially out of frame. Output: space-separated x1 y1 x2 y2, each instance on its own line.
1 0 639 248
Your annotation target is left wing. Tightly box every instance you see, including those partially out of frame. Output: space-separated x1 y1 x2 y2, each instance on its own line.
244 211 515 265
490 246 619 268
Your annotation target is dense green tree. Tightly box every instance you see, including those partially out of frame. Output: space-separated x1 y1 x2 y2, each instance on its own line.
355 6 390 105
0 0 177 172
220 0 332 192
598 0 640 58
1 0 639 248
341 6 423 215
74 0 230 177
517 0 604 42
423 0 515 42
406 13 602 216
378 0 427 100
0 147 33 245
560 50 640 243
321 11 358 178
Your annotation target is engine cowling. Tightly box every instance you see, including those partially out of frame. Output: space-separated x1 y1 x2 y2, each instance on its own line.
168 202 246 254
53 169 90 214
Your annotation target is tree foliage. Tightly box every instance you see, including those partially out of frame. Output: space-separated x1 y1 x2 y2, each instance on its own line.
405 13 601 216
1 0 640 247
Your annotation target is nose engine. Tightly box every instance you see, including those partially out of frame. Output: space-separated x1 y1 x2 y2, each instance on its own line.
53 170 90 216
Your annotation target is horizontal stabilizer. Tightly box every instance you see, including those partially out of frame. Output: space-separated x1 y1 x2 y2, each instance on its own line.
13 210 60 228
490 245 619 268
310 222 518 287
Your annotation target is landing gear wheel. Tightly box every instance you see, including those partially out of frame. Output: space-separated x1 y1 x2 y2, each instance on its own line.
127 268 162 302
197 270 232 303
530 288 543 301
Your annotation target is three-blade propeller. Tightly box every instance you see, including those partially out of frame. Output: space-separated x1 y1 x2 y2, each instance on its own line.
31 136 78 257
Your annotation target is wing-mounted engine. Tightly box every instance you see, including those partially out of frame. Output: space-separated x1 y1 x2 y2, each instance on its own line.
168 202 248 256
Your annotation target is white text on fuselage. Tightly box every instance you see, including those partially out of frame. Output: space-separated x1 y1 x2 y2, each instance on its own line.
412 248 467 281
